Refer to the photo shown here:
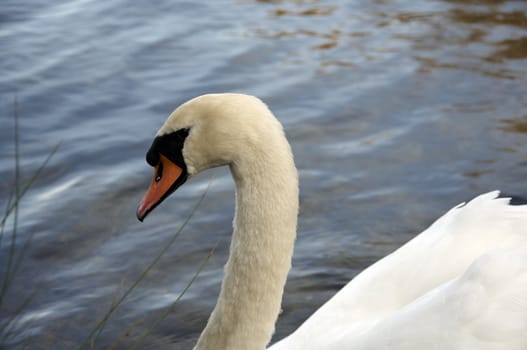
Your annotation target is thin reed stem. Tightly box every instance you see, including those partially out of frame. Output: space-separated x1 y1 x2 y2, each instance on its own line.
128 242 218 350
0 189 15 248
0 96 59 349
0 143 60 230
75 182 211 350
0 290 37 344
0 97 21 308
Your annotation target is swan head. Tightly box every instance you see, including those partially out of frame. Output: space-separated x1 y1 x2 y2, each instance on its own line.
136 93 284 221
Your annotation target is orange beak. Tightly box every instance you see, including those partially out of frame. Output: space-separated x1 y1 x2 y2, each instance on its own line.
137 154 185 221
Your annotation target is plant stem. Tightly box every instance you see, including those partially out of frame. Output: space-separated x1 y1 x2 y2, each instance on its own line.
0 97 20 308
128 242 218 350
75 182 211 350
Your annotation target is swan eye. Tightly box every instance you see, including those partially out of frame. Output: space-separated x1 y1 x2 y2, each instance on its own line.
155 162 163 182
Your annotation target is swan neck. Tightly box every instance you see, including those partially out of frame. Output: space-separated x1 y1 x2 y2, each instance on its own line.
194 146 298 350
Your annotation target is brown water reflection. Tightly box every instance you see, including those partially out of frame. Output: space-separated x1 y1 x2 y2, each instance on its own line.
448 8 527 28
492 37 527 61
251 0 527 77
272 6 336 17
498 115 527 134
443 0 508 4
254 0 320 3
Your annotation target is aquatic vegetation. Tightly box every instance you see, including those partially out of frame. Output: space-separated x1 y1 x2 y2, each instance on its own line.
0 98 212 349
0 98 59 348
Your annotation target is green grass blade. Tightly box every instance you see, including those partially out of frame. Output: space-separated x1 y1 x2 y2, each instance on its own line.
0 188 15 248
127 242 217 350
0 97 21 308
0 96 59 349
0 142 60 230
0 290 37 345
75 182 211 350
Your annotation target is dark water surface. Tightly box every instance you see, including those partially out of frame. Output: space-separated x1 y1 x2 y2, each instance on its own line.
1 0 527 348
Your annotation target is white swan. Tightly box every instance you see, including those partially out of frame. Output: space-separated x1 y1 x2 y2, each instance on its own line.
137 93 527 350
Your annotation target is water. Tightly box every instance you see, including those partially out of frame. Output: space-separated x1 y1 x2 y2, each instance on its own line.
1 0 526 348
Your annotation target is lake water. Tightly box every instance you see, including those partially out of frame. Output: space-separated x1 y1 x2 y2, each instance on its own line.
1 0 526 349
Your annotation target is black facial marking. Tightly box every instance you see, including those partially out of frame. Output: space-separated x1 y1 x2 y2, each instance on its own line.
145 128 190 171
138 128 191 221
155 162 163 182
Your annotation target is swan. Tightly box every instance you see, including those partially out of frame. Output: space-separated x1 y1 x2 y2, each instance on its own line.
136 93 527 350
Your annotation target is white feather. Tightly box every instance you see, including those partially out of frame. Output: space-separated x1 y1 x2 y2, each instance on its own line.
146 93 527 350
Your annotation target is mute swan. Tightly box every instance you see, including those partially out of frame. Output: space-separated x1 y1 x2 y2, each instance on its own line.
137 93 527 350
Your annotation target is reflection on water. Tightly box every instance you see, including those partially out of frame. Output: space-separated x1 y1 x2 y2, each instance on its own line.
493 36 527 60
449 8 527 28
498 115 527 134
272 6 336 17
1 0 526 348
252 0 527 77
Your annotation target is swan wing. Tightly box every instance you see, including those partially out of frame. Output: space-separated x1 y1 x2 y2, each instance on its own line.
341 245 527 350
270 191 527 349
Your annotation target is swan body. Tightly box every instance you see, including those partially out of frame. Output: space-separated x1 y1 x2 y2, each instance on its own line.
270 191 527 350
137 93 527 350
